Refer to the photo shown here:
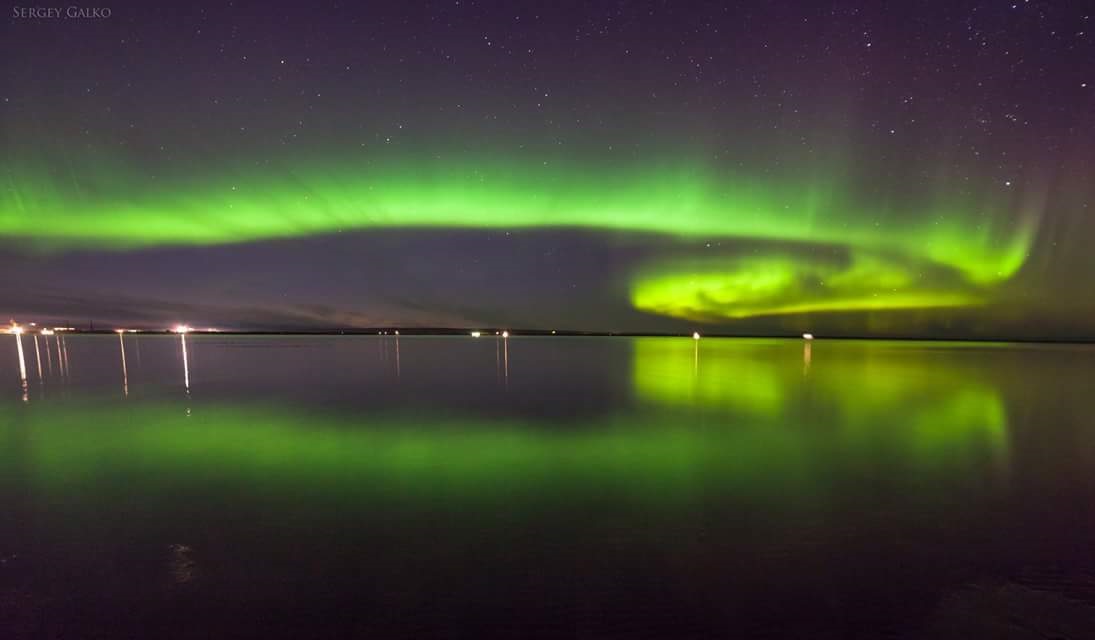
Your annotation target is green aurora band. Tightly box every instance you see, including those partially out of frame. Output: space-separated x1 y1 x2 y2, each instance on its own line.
1 155 1040 321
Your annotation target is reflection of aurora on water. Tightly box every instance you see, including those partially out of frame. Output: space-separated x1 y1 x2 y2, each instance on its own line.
2 155 1039 322
631 338 1009 468
2 340 1009 514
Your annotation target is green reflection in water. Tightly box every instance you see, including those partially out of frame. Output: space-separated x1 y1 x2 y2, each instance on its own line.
631 338 1009 468
0 339 1011 522
1 404 814 517
632 338 788 417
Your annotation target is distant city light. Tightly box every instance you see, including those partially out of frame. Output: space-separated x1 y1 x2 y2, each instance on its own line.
8 324 24 335
692 331 701 340
502 330 509 338
803 333 814 340
470 331 481 338
172 324 192 334
40 328 54 336
114 328 127 334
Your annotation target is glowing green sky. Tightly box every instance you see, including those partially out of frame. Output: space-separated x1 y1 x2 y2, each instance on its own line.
3 158 1033 275
1 154 1038 323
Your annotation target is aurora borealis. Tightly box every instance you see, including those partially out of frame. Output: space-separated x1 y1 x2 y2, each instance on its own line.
2 1 1093 337
2 155 1039 322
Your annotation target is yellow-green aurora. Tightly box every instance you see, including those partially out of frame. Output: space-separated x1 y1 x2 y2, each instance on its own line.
1 152 1039 321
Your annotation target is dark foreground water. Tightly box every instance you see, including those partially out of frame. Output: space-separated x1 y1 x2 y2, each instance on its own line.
2 334 1094 638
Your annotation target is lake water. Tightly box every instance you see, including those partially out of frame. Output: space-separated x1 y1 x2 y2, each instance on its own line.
2 334 1095 638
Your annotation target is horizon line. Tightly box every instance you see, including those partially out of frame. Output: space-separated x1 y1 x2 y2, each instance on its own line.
6 326 1093 346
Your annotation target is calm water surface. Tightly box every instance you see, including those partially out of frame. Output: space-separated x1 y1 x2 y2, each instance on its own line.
2 335 1094 638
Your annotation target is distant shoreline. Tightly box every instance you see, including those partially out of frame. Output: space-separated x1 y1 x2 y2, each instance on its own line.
28 329 1095 346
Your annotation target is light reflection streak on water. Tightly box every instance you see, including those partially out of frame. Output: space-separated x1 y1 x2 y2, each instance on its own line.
180 334 190 392
118 332 128 397
13 331 28 402
33 334 42 380
58 334 69 378
14 331 27 383
45 335 53 374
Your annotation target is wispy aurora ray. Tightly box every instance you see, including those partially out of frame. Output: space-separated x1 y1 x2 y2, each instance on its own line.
2 155 1038 320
